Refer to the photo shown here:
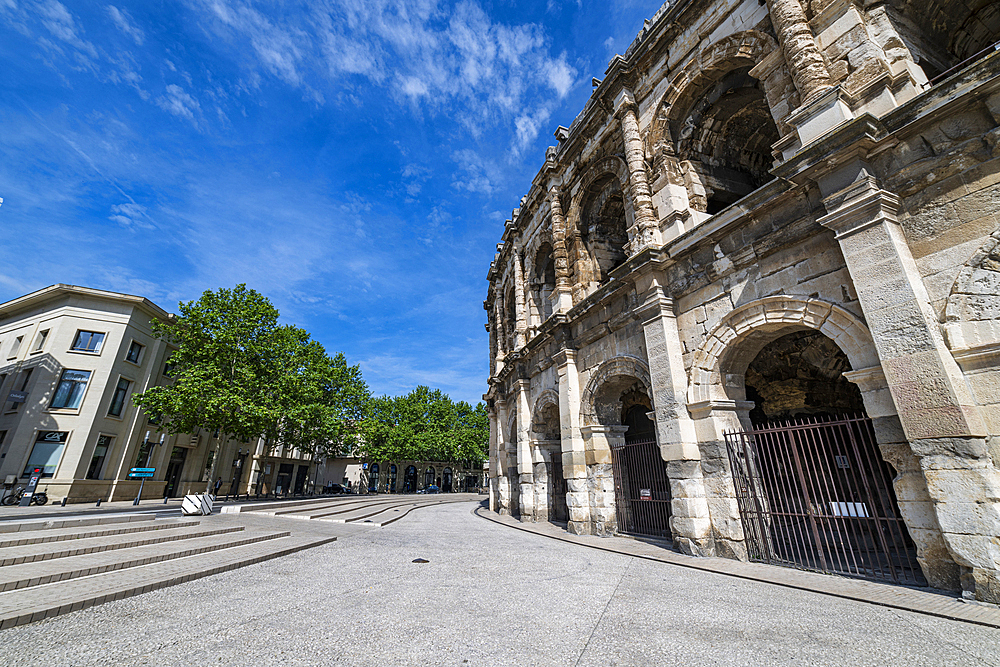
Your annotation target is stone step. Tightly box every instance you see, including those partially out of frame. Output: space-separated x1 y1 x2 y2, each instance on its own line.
0 513 158 534
346 504 420 527
278 497 412 519
220 496 349 514
0 518 200 549
0 528 289 592
319 498 460 524
0 532 337 629
0 524 246 566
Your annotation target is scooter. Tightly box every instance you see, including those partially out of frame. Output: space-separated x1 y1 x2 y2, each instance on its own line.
1 487 48 506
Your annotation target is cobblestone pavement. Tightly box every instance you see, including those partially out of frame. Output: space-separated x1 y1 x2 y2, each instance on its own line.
3 500 999 667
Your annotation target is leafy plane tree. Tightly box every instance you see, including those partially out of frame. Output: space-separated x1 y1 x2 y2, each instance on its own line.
134 284 368 492
361 385 489 475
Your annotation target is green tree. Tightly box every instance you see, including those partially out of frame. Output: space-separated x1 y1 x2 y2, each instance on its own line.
360 386 488 468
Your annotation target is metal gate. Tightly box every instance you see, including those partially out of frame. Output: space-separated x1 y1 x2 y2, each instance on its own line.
610 437 672 539
725 415 925 586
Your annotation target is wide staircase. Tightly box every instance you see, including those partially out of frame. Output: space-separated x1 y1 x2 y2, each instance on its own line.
222 492 480 526
0 512 335 629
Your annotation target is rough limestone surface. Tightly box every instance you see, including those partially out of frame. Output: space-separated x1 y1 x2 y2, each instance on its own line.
485 0 1000 602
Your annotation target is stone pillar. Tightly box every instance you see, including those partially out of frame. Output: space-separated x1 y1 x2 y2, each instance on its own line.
513 247 528 349
494 398 512 515
820 174 1000 603
515 379 534 521
581 425 624 536
634 272 718 556
614 90 661 252
548 187 574 313
765 0 831 102
488 402 499 512
555 349 592 534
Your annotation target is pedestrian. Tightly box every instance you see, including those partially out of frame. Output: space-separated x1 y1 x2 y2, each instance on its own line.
214 476 222 497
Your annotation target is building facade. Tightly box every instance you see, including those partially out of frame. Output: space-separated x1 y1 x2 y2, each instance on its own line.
485 0 1000 603
0 285 321 503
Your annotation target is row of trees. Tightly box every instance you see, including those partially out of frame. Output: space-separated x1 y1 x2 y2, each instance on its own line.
134 285 487 488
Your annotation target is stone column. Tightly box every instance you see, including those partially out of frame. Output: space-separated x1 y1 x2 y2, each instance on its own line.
635 272 718 556
494 398 512 515
555 348 592 535
820 174 1000 603
515 379 534 521
548 187 574 313
581 425 624 536
487 402 500 512
614 90 660 252
765 0 831 102
513 247 528 348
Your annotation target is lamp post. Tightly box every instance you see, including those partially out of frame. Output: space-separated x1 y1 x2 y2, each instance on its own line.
133 432 164 506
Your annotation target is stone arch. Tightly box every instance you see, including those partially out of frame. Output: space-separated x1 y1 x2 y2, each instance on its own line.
649 30 784 215
687 296 880 406
531 389 560 427
580 356 653 426
525 232 556 326
649 30 780 153
564 156 632 290
944 228 1000 325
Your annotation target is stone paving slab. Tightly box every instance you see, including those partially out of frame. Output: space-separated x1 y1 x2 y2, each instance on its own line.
0 523 245 566
0 518 199 548
0 513 158 533
0 528 288 591
0 532 338 630
476 506 1000 629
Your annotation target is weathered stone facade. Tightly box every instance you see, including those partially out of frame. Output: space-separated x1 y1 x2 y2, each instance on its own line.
485 0 1000 603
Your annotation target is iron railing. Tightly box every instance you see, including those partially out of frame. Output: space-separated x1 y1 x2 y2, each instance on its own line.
725 414 925 586
611 437 672 539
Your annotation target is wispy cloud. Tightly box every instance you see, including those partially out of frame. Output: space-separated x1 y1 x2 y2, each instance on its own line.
156 84 200 121
107 5 144 46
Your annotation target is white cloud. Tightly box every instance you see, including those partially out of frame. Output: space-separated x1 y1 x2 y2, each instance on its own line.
107 5 144 45
109 202 153 229
156 84 200 121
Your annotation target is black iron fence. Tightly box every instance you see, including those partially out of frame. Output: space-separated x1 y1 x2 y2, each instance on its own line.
725 415 925 586
610 437 672 540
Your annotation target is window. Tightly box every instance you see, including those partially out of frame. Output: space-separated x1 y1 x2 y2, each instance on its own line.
108 377 131 417
22 430 68 478
8 335 23 359
125 340 144 364
51 369 91 410
0 430 7 459
71 330 105 353
32 329 49 352
86 434 113 479
7 368 32 411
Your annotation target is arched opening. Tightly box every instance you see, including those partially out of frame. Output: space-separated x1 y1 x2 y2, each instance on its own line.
504 286 517 350
368 463 379 493
404 465 417 493
531 242 556 324
532 399 567 523
728 329 924 585
581 174 628 282
590 375 670 539
424 466 435 489
676 68 779 214
744 331 865 426
442 467 453 492
389 464 397 493
883 1 1000 79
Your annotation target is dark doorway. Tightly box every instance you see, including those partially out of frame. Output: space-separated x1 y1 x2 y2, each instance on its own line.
404 465 417 493
389 464 397 493
164 446 188 498
230 452 247 495
276 463 294 495
424 467 435 488
293 465 309 494
368 463 380 492
612 406 671 539
549 458 568 523
442 468 453 492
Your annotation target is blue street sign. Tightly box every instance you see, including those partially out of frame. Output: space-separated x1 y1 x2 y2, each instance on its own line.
128 472 155 478
130 467 155 473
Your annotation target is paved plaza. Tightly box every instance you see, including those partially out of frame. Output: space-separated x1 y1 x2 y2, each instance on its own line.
3 499 999 667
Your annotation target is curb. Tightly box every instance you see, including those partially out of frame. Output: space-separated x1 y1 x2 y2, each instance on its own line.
474 506 1000 629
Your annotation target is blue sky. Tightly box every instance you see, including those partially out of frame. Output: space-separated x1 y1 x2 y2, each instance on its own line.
0 0 655 404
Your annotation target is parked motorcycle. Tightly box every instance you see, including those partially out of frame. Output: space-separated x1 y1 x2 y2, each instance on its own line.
1 487 48 506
